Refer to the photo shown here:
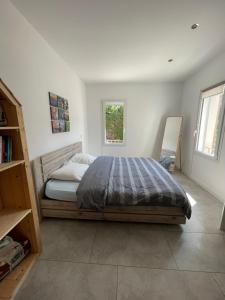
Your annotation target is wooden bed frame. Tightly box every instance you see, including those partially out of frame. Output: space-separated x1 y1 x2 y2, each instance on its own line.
32 142 186 224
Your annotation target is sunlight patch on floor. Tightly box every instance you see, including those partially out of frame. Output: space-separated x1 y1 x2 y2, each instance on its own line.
186 192 197 207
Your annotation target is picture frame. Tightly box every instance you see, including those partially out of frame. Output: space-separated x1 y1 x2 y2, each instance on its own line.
49 92 70 133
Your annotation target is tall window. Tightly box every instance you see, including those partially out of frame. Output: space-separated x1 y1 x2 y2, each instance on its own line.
103 100 125 145
196 82 225 158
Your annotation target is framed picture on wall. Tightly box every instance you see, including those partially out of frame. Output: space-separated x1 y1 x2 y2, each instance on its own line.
49 92 70 133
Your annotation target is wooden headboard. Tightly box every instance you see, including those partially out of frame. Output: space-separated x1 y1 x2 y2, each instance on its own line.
32 142 82 219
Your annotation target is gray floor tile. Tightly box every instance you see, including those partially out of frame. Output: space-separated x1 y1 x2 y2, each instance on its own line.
174 173 224 234
40 219 97 262
15 260 117 300
166 232 225 272
214 273 225 296
117 266 225 300
182 271 225 300
90 222 176 268
180 209 223 234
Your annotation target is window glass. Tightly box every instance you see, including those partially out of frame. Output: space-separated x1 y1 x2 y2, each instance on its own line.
103 101 125 144
196 84 225 158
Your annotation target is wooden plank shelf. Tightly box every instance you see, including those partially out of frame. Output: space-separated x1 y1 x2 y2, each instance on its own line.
0 161 25 173
0 254 38 299
0 79 41 299
0 209 31 240
0 127 19 130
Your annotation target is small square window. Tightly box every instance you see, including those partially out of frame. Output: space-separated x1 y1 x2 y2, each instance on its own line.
196 83 225 158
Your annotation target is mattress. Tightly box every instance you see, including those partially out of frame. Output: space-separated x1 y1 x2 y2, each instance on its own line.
45 179 79 202
77 156 191 218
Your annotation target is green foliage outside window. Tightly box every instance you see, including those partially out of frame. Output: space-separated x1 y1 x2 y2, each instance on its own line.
105 104 124 142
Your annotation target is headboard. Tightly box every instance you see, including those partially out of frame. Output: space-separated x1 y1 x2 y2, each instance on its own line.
32 142 82 219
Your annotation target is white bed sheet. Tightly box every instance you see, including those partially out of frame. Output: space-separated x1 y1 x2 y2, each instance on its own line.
45 179 79 202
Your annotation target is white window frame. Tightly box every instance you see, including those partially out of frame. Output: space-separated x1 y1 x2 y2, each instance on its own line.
195 82 225 160
102 100 126 146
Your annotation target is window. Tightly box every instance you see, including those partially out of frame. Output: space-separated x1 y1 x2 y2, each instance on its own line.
103 100 125 145
196 82 225 158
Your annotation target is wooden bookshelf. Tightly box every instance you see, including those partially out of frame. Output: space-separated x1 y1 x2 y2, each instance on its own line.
0 79 41 299
0 209 31 240
0 160 25 173
0 127 19 130
0 254 37 300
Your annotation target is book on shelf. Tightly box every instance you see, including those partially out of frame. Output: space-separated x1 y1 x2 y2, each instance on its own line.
0 135 12 163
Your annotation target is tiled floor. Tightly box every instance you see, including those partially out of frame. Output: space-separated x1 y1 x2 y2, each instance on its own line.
15 173 225 300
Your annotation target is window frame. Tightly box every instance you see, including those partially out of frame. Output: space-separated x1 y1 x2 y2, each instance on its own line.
195 81 225 160
102 99 126 146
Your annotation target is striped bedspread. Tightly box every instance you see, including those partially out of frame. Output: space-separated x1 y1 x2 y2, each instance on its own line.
76 156 191 218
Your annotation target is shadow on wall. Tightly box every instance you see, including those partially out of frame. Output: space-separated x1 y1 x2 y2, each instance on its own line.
152 116 167 160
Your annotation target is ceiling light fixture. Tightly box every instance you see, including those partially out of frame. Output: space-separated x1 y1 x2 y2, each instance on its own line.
168 59 173 62
191 23 199 30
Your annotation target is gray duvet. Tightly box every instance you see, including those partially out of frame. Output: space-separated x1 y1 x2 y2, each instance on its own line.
76 156 191 219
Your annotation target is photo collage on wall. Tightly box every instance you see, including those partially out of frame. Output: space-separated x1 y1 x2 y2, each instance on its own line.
49 92 70 133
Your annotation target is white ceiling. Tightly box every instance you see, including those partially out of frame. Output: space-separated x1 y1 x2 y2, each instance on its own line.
11 0 225 82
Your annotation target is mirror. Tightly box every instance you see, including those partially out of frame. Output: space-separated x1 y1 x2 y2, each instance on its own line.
159 116 183 172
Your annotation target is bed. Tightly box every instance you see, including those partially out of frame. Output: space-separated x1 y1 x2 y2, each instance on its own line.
32 142 191 224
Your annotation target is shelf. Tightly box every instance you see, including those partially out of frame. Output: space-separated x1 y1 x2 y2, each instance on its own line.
0 160 25 173
0 79 41 299
0 127 19 130
0 209 31 240
0 253 38 299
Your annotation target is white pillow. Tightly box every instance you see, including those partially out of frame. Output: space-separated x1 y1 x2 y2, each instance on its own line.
49 161 89 181
70 153 96 165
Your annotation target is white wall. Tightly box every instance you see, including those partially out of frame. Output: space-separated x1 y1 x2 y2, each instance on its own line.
86 82 183 158
0 1 86 160
181 51 225 203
